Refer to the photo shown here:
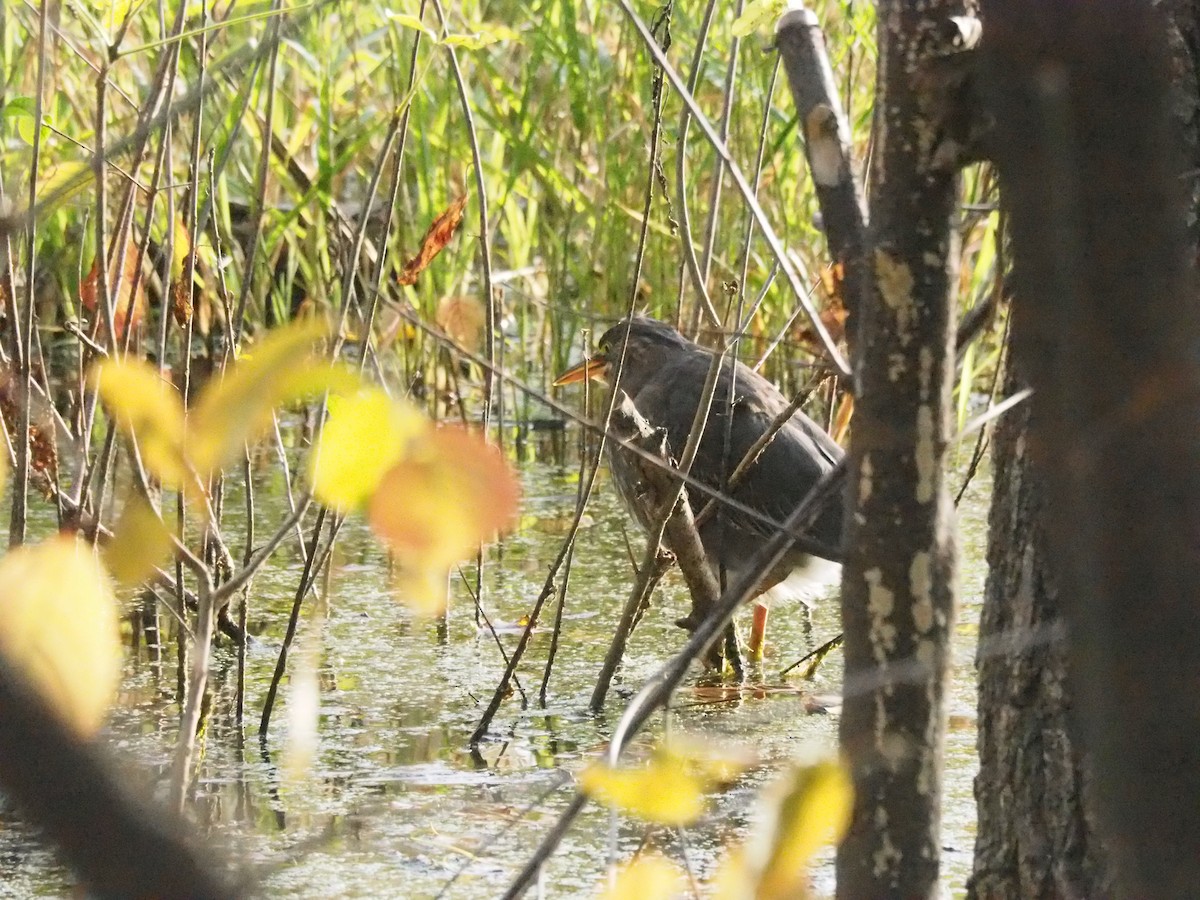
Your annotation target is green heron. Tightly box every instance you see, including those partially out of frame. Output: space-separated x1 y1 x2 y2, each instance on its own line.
554 316 843 655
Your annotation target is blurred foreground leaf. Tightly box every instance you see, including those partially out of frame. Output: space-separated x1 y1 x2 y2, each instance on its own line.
599 854 686 900
91 359 187 487
715 759 853 899
189 318 356 474
283 639 321 788
309 388 427 512
0 537 121 736
581 747 706 826
367 424 520 615
95 320 363 494
104 495 174 587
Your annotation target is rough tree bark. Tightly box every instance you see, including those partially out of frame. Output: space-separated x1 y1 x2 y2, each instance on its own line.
970 4 1200 898
968 355 1111 900
836 2 967 897
981 1 1200 896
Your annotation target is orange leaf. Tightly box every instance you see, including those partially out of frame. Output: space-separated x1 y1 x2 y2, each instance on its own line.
367 425 519 614
819 261 845 302
368 425 518 560
398 195 468 286
435 295 486 350
80 242 147 337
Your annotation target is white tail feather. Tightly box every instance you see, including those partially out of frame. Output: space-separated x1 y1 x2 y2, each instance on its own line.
758 555 841 609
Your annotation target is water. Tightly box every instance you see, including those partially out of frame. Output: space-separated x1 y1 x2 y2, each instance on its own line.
0 452 991 899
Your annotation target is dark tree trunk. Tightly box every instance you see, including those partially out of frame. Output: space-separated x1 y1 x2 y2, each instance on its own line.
836 2 966 897
981 1 1200 895
970 5 1200 899
967 356 1112 900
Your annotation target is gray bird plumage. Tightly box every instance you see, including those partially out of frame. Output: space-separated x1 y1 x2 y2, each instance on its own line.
592 317 844 602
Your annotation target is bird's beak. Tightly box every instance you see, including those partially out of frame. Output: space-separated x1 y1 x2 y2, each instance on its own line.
552 354 609 386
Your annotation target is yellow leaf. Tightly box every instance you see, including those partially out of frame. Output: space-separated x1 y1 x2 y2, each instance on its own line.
103 495 174 587
188 319 358 475
711 849 758 900
308 388 428 512
34 160 92 211
666 735 756 787
599 854 685 900
91 359 187 487
387 11 435 38
171 214 191 283
580 748 707 826
89 0 133 27
0 537 121 736
747 760 854 900
441 22 519 50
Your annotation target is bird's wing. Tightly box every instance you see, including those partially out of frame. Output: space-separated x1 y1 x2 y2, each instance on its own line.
632 356 844 549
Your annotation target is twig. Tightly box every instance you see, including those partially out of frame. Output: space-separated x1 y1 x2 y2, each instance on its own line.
617 0 851 379
674 0 722 330
10 0 51 547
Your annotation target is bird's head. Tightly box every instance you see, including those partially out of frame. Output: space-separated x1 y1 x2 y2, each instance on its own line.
553 317 691 393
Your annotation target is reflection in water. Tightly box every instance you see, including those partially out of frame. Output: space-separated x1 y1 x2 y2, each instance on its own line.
1 460 991 897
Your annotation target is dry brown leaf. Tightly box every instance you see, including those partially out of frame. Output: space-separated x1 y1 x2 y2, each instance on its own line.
80 242 147 337
398 195 468 286
435 295 485 350
28 423 57 480
171 278 193 327
793 264 847 351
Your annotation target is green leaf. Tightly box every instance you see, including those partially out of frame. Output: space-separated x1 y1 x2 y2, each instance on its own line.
387 12 435 39
732 0 787 38
3 97 41 146
441 24 519 50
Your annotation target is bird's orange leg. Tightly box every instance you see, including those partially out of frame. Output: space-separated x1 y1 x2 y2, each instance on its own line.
748 601 770 661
